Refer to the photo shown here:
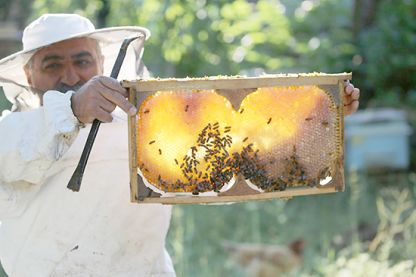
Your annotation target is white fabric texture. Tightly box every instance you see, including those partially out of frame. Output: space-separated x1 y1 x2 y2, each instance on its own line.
0 91 175 276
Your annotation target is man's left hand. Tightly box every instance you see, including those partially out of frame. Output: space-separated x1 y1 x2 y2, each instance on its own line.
343 81 360 116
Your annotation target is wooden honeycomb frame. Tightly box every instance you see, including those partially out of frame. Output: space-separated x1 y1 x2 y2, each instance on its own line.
122 73 351 204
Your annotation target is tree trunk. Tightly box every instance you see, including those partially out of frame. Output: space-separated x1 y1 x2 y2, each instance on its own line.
7 0 34 29
97 0 110 28
353 0 380 39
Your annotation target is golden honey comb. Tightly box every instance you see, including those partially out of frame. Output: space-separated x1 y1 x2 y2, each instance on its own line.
136 85 338 194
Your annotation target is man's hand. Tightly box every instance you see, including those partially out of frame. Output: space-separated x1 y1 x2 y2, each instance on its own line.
344 81 360 116
71 76 137 123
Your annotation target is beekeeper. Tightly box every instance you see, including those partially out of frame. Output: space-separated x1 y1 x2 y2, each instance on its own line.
0 12 360 277
0 14 175 276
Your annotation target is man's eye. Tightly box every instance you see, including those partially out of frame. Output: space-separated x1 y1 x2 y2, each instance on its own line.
45 63 62 70
76 60 92 66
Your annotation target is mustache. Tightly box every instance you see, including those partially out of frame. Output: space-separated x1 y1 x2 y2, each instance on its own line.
53 82 85 93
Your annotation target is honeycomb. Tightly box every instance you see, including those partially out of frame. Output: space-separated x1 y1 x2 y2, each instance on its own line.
136 86 339 194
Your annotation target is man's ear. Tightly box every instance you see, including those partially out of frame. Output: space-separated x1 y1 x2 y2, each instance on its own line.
24 64 33 86
99 54 105 74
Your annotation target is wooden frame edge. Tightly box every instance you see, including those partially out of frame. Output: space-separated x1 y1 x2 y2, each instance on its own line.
136 186 337 204
337 80 346 191
122 73 352 92
128 87 139 202
126 75 349 204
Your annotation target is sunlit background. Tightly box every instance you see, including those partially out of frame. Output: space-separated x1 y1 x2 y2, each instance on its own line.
0 0 415 276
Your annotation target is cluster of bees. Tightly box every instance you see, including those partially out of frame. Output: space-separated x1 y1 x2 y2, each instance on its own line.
140 122 331 194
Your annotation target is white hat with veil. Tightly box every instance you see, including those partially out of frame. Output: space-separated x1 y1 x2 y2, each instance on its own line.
0 13 150 110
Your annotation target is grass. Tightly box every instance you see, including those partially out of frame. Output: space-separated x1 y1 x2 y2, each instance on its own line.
166 171 416 276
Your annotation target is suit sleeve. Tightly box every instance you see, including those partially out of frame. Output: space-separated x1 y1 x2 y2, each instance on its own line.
0 90 80 218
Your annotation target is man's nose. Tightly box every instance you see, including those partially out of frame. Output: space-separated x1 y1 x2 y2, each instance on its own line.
61 65 81 86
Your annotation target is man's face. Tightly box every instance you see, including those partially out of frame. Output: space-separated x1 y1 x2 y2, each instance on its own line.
25 37 103 96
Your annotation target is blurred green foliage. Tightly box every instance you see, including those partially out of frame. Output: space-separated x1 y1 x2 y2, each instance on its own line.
16 0 414 108
0 0 414 110
358 1 416 108
106 0 295 77
0 88 11 112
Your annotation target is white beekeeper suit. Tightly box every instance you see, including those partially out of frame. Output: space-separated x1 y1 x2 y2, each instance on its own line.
0 14 175 276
